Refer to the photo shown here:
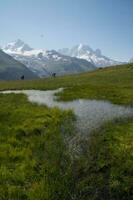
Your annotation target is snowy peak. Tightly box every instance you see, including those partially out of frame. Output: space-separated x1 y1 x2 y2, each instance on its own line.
4 39 33 53
3 39 65 60
68 44 92 52
77 44 93 52
58 44 93 57
70 44 93 57
58 44 122 67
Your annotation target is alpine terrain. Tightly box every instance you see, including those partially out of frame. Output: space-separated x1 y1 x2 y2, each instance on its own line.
3 39 96 77
58 44 123 67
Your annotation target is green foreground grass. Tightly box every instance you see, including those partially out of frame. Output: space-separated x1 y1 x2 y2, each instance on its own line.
0 94 75 199
0 63 133 199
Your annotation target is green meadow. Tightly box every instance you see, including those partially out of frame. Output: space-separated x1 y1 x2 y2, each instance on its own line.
0 63 133 199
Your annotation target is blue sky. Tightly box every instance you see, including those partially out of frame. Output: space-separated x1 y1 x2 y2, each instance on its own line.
0 0 133 61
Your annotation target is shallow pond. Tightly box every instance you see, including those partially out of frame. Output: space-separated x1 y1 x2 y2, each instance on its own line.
1 88 133 134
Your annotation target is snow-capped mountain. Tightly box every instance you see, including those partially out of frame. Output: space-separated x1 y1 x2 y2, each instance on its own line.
3 40 95 77
4 39 33 53
58 44 122 67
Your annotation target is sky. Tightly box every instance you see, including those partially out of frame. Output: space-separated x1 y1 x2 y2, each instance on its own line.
0 0 133 61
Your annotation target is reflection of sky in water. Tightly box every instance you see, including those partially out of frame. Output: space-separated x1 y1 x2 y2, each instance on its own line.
2 88 133 135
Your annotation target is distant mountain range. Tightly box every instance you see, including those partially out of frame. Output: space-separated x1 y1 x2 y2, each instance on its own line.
2 39 95 77
0 49 37 80
58 44 123 67
2 39 129 80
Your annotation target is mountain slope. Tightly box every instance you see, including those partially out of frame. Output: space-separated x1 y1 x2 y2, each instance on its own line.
0 49 37 80
58 44 122 67
3 40 96 77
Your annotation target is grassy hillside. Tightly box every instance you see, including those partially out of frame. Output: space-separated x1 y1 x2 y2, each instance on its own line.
0 63 133 105
0 63 132 199
0 49 37 80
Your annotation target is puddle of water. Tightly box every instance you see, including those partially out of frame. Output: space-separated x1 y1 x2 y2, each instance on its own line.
1 88 133 135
